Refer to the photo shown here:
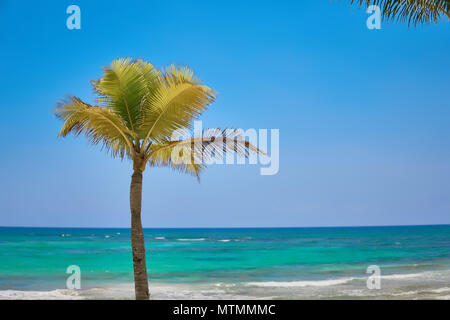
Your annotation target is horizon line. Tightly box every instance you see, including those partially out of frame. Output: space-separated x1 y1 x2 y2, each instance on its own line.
0 223 449 230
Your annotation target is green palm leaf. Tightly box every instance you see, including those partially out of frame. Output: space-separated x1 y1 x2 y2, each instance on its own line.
348 0 450 25
55 58 262 173
92 58 150 134
139 65 216 145
147 129 265 179
55 96 135 158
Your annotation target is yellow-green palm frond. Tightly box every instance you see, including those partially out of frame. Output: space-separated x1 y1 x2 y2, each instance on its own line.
139 65 216 145
91 58 158 133
57 58 223 170
348 0 450 26
195 128 264 162
55 97 135 159
146 129 265 179
147 139 205 179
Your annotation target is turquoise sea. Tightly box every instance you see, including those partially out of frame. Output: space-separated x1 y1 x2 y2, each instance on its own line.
0 225 449 299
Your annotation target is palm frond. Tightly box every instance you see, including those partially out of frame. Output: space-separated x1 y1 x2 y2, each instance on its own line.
139 65 216 145
147 140 205 179
55 97 135 159
91 58 151 134
56 59 231 173
134 59 160 130
349 0 450 25
146 129 265 179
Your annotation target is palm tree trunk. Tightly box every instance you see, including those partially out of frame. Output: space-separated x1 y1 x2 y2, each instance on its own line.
130 170 150 300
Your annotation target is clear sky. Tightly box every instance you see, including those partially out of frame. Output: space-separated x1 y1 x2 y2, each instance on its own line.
0 0 449 228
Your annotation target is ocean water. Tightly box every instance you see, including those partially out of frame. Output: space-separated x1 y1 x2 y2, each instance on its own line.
0 225 449 299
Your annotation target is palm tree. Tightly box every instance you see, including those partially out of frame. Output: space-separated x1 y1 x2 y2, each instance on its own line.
55 58 262 300
348 0 450 26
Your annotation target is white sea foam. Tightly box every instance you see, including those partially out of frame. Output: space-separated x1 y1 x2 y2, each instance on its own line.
176 238 206 241
155 237 165 240
246 278 355 287
218 239 231 242
0 289 83 300
390 287 450 297
430 287 450 293
0 284 255 300
391 290 420 296
2 278 450 300
381 273 424 280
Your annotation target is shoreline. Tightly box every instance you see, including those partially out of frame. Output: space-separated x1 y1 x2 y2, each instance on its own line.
1 270 449 300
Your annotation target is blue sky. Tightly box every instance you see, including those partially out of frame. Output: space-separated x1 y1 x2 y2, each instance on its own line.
0 0 449 227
